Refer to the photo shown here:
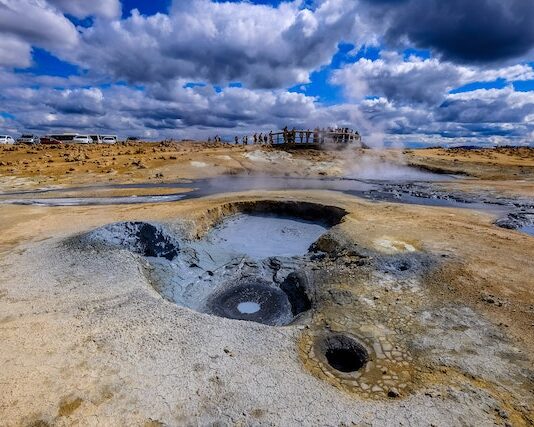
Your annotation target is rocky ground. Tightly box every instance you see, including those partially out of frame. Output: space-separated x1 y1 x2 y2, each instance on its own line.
0 143 533 426
405 147 534 180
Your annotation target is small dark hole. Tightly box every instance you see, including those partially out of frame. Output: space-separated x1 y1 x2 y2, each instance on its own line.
325 348 367 372
326 348 366 372
321 335 369 373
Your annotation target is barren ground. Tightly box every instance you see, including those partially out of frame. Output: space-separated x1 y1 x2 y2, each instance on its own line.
0 143 532 426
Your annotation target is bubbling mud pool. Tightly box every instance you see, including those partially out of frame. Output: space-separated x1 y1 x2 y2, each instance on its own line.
83 201 347 327
237 301 261 314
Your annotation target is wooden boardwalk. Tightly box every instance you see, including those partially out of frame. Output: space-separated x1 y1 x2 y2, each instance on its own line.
269 129 363 148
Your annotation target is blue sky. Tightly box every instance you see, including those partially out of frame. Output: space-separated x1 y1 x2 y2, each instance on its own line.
120 0 172 18
0 0 533 146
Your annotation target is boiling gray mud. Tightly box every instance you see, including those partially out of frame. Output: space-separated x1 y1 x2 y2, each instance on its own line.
238 301 261 314
83 206 340 326
206 213 328 259
78 203 378 378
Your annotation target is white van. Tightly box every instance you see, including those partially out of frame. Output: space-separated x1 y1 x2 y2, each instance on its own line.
0 135 15 144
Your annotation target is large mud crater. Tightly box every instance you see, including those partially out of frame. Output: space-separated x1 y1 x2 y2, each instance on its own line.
84 200 347 327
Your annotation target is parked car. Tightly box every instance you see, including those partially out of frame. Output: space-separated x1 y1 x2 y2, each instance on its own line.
102 136 117 144
90 135 102 144
16 134 40 145
126 136 140 142
40 136 62 145
72 135 92 144
0 135 15 144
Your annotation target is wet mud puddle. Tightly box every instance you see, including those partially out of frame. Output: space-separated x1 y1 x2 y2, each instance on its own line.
519 224 534 236
0 172 446 207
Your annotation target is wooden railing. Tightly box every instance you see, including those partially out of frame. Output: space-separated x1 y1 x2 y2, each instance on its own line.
269 130 362 146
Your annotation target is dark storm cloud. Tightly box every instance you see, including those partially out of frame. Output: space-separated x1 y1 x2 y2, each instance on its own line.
360 0 534 63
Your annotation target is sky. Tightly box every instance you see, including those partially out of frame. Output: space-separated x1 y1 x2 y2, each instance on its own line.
0 0 533 146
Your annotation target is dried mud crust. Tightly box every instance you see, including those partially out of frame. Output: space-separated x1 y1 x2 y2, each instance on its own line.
405 147 534 180
296 228 533 424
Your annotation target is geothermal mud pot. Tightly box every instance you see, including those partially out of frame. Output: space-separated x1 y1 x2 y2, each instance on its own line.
72 199 533 421
83 201 345 327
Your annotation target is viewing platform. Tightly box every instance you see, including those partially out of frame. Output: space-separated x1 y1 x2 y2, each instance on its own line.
269 128 365 148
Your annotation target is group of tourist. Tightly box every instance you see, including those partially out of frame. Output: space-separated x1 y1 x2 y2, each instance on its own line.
209 133 272 145
208 127 359 145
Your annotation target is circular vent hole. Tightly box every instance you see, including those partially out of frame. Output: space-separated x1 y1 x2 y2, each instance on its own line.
321 334 369 373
